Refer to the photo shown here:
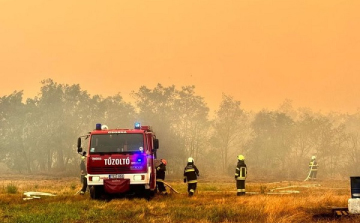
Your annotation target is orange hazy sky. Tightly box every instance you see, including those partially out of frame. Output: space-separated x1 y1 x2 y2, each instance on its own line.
1 0 359 113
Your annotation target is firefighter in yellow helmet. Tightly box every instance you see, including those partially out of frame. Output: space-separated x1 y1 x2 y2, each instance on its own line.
235 155 247 196
309 156 318 180
183 157 199 196
156 159 167 195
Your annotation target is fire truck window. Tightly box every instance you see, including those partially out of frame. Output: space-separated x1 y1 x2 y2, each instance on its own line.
90 134 144 153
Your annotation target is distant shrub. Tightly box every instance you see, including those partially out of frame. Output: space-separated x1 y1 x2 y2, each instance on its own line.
260 185 267 194
6 183 18 194
70 183 76 190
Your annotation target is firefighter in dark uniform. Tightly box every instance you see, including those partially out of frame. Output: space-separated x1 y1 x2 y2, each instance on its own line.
184 157 199 197
235 155 247 196
80 156 87 195
156 159 167 195
309 156 318 180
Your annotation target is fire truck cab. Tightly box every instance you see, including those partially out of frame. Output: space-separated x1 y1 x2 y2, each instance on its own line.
77 123 159 199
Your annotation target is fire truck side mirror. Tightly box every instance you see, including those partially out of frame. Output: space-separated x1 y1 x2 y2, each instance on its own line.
77 137 82 153
153 139 159 150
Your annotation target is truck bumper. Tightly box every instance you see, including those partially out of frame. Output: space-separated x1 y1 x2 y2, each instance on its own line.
87 173 149 186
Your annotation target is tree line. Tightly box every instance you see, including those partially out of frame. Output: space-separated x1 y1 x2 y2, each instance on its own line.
1 79 360 181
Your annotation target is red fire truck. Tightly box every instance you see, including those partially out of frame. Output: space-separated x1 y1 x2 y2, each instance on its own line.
77 123 159 199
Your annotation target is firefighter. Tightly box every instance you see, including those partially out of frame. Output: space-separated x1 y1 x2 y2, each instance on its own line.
309 156 318 180
80 156 87 195
183 157 199 197
156 159 167 195
235 155 247 196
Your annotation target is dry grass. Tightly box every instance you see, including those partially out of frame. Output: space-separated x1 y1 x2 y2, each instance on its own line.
0 174 359 222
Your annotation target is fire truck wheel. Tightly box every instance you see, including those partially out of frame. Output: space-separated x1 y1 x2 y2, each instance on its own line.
144 189 155 200
90 186 102 199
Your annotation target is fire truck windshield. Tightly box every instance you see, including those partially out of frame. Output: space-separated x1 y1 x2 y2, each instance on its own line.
89 133 144 154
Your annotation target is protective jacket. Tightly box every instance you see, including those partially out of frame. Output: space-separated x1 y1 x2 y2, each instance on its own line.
80 160 86 173
184 163 199 183
156 163 166 181
309 160 318 170
235 160 247 180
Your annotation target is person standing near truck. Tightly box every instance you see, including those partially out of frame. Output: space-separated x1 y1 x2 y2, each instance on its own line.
156 159 167 195
80 156 87 195
184 157 199 197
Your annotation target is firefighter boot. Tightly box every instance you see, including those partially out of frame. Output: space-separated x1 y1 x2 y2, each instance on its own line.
189 188 195 197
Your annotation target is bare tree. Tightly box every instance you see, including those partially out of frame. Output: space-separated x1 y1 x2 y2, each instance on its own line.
210 94 249 174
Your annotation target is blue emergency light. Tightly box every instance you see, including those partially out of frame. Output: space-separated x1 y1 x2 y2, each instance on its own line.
96 123 102 130
137 158 142 162
134 122 141 129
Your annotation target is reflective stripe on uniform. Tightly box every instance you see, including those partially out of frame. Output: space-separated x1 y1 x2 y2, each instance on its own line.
309 161 318 168
185 168 195 172
190 189 195 193
236 177 246 180
156 179 164 182
237 189 246 192
188 180 197 183
240 167 246 178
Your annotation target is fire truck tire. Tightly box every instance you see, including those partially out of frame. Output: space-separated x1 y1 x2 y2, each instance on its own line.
149 189 155 197
90 186 102 199
145 189 155 200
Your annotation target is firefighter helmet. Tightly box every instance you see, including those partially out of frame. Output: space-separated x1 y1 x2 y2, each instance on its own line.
161 159 167 165
238 155 245 161
81 156 85 160
188 157 194 163
312 156 316 160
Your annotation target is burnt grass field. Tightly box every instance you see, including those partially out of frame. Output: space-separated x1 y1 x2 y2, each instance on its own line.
1 174 360 223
